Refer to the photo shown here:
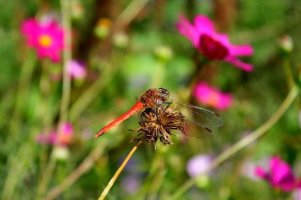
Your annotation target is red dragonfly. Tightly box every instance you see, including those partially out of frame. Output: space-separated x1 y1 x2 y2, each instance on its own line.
95 88 223 138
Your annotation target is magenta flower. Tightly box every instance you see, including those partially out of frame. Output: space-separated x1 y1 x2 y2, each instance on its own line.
255 156 301 192
186 154 212 177
67 60 87 79
193 82 233 110
177 15 253 72
37 122 73 146
21 18 64 62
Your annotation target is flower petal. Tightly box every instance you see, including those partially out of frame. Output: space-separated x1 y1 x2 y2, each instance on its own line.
270 156 296 190
193 15 215 35
255 167 267 179
229 45 254 56
176 15 200 47
225 57 253 72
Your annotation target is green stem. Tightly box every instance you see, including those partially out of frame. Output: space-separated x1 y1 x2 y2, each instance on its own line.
2 141 34 200
282 58 294 88
69 66 114 122
116 0 149 28
10 50 36 134
170 86 299 200
59 0 72 122
44 144 106 200
36 1 72 198
36 157 56 200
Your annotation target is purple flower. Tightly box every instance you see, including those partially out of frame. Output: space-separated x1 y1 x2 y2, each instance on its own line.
67 60 87 79
21 18 64 62
255 156 301 192
177 15 253 72
186 154 212 177
121 175 140 194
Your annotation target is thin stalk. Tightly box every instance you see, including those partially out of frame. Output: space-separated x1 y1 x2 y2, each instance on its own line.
98 140 143 200
36 1 72 198
170 86 299 200
69 66 114 122
11 50 36 134
116 0 149 28
282 58 294 88
44 144 105 200
36 157 56 200
59 0 72 122
2 141 34 200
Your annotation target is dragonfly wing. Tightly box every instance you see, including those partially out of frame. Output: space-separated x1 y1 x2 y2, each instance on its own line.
174 101 223 133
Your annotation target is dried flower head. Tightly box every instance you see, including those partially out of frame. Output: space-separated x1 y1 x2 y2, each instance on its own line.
136 104 186 145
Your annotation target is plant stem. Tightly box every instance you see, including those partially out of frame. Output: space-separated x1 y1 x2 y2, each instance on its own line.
59 0 72 122
36 1 72 198
116 0 149 28
69 66 114 122
11 50 36 134
98 140 143 200
170 86 299 200
44 144 106 200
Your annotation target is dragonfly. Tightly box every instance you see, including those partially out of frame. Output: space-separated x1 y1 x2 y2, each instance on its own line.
95 88 223 138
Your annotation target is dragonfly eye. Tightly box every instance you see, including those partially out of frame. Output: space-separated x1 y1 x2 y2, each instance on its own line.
158 88 169 98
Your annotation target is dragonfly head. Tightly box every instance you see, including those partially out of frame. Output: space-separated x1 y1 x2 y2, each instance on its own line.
158 88 170 101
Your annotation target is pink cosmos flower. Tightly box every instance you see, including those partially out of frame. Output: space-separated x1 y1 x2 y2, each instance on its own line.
186 154 212 177
67 60 87 79
21 18 64 62
193 82 233 110
177 15 253 72
37 122 73 146
255 156 301 192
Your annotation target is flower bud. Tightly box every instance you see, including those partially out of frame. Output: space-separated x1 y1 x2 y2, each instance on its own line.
113 32 129 48
278 35 293 53
94 18 112 39
154 45 173 61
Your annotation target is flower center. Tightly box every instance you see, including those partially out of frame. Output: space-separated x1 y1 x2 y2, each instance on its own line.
39 34 53 47
199 34 229 60
207 92 219 106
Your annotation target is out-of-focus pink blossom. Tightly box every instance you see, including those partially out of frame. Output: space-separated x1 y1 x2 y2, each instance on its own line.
67 60 87 79
21 18 64 62
37 122 73 146
293 189 301 200
193 82 233 110
255 156 301 192
241 157 269 181
177 15 253 72
186 154 212 177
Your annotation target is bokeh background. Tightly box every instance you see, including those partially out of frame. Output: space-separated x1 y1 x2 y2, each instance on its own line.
1 0 301 199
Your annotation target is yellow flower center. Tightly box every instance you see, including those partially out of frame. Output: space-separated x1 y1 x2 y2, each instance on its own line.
39 34 53 47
